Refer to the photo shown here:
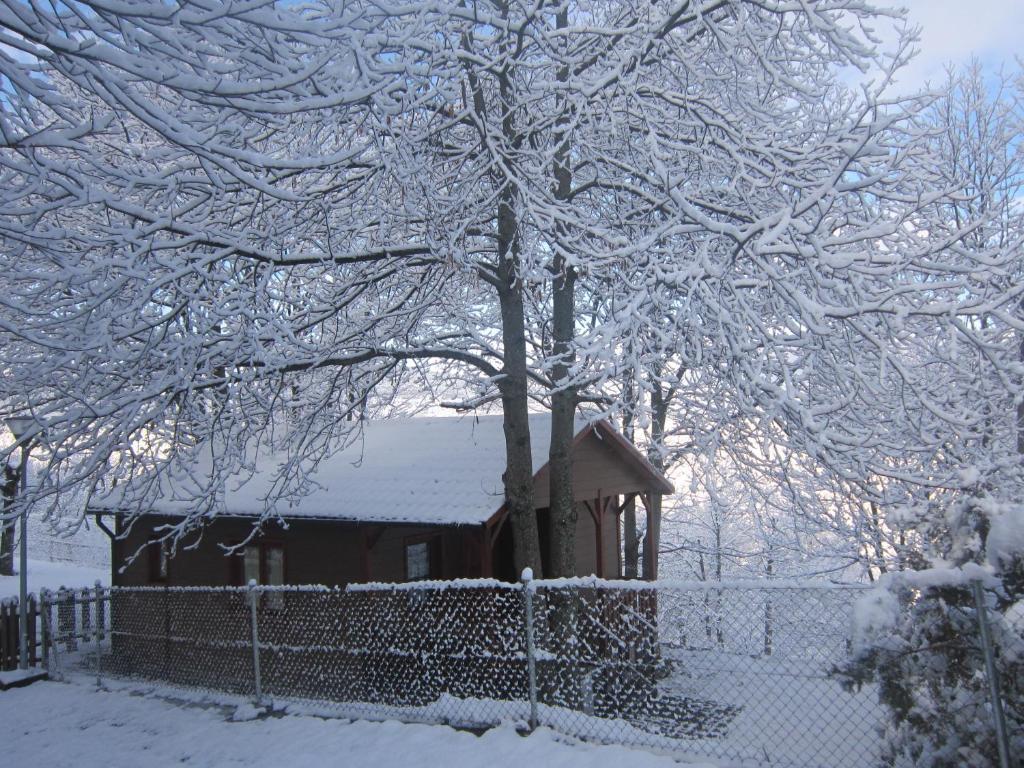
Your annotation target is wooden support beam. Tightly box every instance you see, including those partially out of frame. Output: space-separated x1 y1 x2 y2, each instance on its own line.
584 494 608 578
611 492 638 516
614 494 622 578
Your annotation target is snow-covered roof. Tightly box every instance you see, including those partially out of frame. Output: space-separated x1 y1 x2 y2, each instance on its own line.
91 414 668 527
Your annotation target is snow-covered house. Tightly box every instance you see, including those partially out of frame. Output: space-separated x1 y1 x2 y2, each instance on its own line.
92 414 673 587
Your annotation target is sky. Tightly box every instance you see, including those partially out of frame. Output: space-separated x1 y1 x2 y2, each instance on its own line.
880 0 1023 92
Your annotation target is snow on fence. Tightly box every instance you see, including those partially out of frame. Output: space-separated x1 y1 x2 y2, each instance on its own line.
31 578 897 768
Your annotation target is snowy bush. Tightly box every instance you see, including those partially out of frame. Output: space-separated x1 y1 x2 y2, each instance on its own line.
838 495 1023 767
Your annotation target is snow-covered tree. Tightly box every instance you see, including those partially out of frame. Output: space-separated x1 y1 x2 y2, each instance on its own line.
1 1 1021 590
838 63 1024 767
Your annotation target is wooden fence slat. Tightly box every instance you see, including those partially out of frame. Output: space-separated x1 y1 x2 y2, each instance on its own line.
0 601 11 671
0 590 111 672
28 596 37 665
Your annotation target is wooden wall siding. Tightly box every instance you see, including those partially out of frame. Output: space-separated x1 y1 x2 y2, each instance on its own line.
566 500 621 579
113 516 476 588
532 429 653 508
115 516 364 588
365 525 467 582
112 501 626 586
591 499 625 580
573 502 597 577
603 504 620 579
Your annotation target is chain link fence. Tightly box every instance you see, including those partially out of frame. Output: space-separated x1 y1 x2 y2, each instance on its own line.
34 577 1019 767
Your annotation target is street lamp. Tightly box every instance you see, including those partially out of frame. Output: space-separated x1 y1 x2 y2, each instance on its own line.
6 415 42 671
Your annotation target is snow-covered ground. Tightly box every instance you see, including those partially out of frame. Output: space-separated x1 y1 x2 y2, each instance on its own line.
659 649 881 767
0 558 108 599
0 680 714 768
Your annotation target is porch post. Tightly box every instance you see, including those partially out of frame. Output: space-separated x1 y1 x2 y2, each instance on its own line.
614 495 622 578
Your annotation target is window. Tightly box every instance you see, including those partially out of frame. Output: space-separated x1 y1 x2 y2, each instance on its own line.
232 542 286 608
406 541 430 581
404 535 440 582
264 544 285 587
232 542 285 586
148 539 170 583
243 545 261 585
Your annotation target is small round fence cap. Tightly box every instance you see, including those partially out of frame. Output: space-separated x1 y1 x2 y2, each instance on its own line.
248 579 258 588
520 567 533 583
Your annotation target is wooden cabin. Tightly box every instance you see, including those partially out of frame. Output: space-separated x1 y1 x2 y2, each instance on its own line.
91 414 673 588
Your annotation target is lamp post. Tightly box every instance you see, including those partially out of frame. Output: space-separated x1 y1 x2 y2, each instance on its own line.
6 415 40 671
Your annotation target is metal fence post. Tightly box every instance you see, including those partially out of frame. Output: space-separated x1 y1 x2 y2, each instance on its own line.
45 588 64 680
521 568 538 731
96 580 105 642
57 586 75 652
80 586 91 651
93 581 103 687
970 580 1011 768
248 580 263 706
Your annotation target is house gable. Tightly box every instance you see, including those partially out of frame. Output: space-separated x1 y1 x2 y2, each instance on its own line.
531 423 670 508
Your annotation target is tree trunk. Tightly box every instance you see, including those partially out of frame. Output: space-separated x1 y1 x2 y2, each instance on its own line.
473 32 544 580
1018 333 1024 456
621 381 639 578
641 494 662 580
546 5 578 579
763 553 774 657
547 255 576 576
869 502 889 576
623 496 639 578
641 382 669 580
699 543 713 642
714 519 724 646
496 179 542 579
547 369 576 577
0 463 18 576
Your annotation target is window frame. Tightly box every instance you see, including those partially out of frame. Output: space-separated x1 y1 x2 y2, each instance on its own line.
147 539 170 584
229 540 287 587
259 541 286 586
403 533 441 582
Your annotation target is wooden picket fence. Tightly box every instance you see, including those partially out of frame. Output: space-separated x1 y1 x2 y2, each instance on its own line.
0 586 107 672
0 595 40 670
